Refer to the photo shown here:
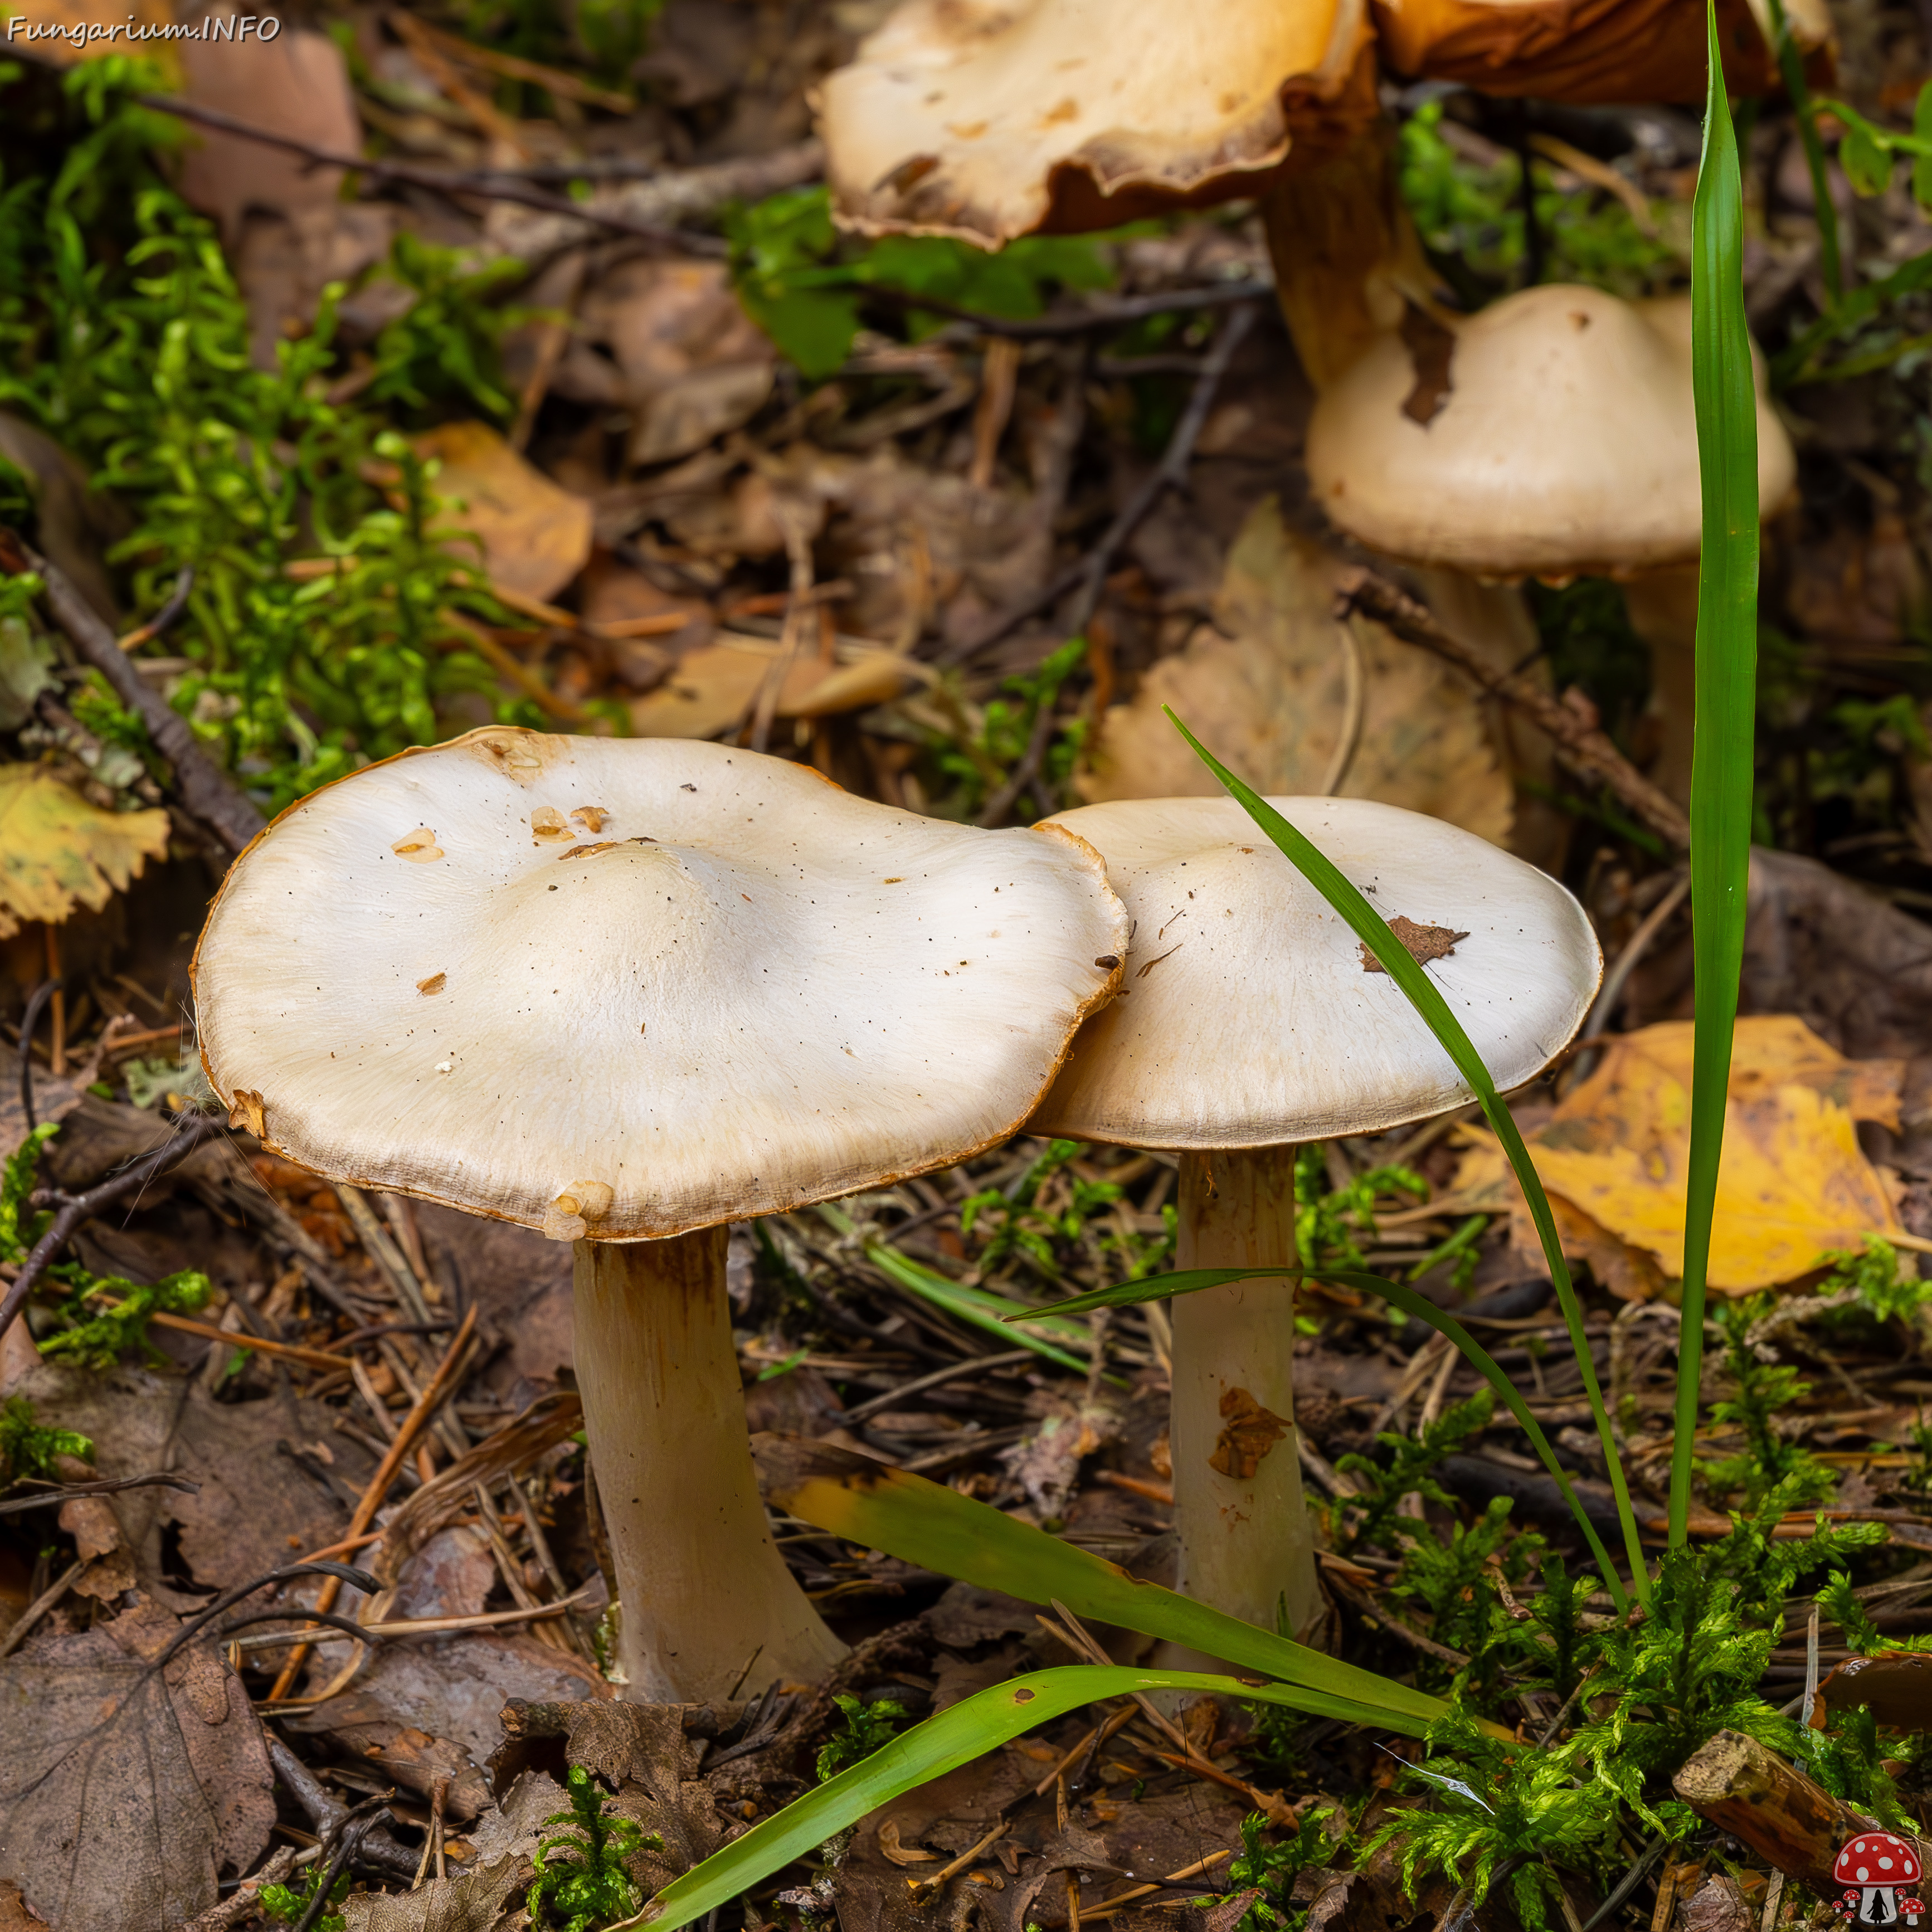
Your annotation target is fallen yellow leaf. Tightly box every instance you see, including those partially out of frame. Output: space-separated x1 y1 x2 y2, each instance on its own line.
1453 1015 1906 1294
1075 498 1513 845
413 422 593 605
0 765 172 940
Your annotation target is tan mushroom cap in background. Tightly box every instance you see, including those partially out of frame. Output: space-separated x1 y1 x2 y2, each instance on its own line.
193 728 1128 1240
1029 796 1600 1149
1305 284 1798 580
1371 0 1833 105
820 0 1373 246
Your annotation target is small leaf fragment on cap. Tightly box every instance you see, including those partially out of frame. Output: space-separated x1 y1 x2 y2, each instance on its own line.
1209 1386 1289 1479
571 806 610 831
1359 915 1471 974
416 972 446 996
228 1089 266 1137
531 806 571 840
392 828 443 863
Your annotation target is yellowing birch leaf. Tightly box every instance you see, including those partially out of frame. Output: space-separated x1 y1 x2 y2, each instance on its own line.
1075 498 1513 845
0 765 172 940
1451 1016 1906 1293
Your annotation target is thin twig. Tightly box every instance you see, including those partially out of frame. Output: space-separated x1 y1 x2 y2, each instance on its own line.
0 536 266 854
938 306 1258 668
976 691 1063 829
132 92 727 255
880 277 1274 342
264 1307 478 1699
0 1470 200 1517
1334 568 1690 853
841 1347 1036 1424
1319 617 1368 797
17 976 61 1132
115 566 194 653
0 1557 82 1660
1583 872 1691 1040
0 1114 223 1347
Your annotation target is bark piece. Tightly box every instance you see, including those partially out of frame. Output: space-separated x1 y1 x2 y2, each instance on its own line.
1673 1727 1875 1901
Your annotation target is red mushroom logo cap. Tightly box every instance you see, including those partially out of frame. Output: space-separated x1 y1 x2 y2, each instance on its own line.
1834 1836 1921 1885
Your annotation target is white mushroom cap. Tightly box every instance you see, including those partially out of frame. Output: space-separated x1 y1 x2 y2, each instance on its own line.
1029 795 1600 1148
194 729 1128 1238
1305 284 1798 578
820 0 1370 246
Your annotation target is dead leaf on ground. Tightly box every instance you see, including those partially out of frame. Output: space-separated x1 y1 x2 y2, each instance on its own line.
0 1597 275 1932
1001 1394 1120 1519
0 763 172 940
176 31 361 246
287 1633 609 1767
578 260 777 467
413 422 593 604
1453 1015 1908 1292
343 1766 560 1932
629 639 912 739
1076 500 1512 846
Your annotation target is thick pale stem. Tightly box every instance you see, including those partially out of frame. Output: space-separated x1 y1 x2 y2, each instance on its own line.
573 1228 849 1702
1411 570 1573 874
1261 108 1436 394
1622 563 1700 807
1168 1146 1322 1643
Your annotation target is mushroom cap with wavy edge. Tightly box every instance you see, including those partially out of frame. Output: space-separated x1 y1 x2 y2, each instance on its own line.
1370 0 1832 105
1305 284 1798 581
1028 795 1601 1149
819 0 1373 246
193 728 1129 1240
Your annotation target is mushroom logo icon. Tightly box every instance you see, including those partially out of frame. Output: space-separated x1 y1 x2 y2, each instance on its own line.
1834 1833 1925 1923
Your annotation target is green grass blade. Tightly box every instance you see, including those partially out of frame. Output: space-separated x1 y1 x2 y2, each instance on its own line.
1164 713 1648 1603
1675 0 1760 1546
815 1202 1093 1374
754 1435 1449 1725
625 1664 1438 1932
1025 1265 1625 1605
1764 0 1842 300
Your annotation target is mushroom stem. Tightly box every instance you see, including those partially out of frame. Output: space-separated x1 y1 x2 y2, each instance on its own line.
1260 109 1435 393
1621 562 1700 807
573 1227 849 1702
1167 1146 1322 1642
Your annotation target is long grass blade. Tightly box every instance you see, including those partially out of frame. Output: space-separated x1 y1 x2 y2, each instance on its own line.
622 1663 1440 1932
1165 713 1648 1602
1025 1265 1626 1607
753 1434 1450 1725
815 1201 1093 1374
1674 0 1760 1545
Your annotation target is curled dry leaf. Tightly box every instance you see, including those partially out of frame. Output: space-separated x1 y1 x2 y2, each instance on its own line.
1453 1015 1907 1292
0 1598 275 1932
412 421 594 605
0 762 171 940
1076 501 1512 846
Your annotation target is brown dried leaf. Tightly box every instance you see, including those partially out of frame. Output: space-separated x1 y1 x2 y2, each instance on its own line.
0 1599 275 1932
1076 500 1512 845
579 260 776 467
414 422 593 604
343 1768 560 1932
1358 916 1471 974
